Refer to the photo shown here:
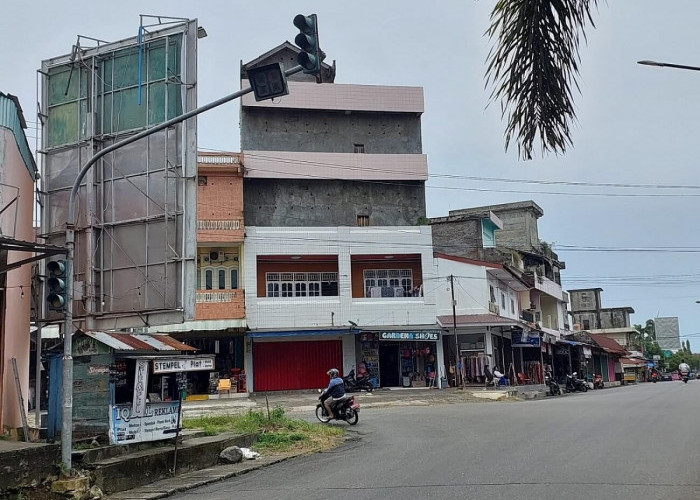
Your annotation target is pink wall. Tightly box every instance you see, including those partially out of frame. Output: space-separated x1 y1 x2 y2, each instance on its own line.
608 357 616 383
0 128 34 429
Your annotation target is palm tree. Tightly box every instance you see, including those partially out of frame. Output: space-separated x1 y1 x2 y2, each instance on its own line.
485 0 599 160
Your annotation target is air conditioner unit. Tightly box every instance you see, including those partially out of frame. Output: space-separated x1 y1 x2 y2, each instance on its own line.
209 250 224 262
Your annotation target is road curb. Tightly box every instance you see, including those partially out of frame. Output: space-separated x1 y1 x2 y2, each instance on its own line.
105 452 306 500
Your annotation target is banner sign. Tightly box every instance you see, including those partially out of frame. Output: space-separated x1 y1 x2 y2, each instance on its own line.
152 356 215 374
379 331 440 341
511 331 541 348
132 359 150 417
109 401 180 445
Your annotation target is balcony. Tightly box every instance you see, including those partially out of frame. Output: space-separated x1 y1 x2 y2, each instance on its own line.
195 289 245 321
533 275 562 300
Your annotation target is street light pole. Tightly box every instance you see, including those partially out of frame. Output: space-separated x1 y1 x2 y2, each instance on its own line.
59 65 303 470
638 60 700 72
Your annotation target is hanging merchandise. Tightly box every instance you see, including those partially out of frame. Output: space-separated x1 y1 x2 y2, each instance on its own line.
523 361 543 384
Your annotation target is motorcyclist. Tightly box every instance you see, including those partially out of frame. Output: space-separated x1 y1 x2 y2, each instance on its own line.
678 360 691 376
323 368 345 418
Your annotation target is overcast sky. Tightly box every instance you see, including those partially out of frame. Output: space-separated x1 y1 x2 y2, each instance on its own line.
2 1 699 347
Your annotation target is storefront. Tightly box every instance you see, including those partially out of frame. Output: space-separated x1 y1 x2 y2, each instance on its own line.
173 334 247 396
248 329 355 392
512 330 544 384
358 331 443 388
46 330 212 443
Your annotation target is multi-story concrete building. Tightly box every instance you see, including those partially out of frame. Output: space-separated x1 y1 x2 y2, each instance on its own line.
154 152 247 395
431 201 569 385
569 288 639 351
239 43 442 391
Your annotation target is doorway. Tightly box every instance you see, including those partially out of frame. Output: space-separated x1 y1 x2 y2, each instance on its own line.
379 343 400 387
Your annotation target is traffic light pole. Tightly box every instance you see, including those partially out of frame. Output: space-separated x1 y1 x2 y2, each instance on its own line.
60 65 304 470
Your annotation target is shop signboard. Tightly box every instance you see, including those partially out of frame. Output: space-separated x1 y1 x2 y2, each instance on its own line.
152 356 215 374
583 346 592 358
109 401 181 445
379 331 440 341
511 331 541 348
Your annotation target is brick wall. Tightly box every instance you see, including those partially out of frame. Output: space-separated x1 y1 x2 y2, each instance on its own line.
197 166 244 243
195 290 245 320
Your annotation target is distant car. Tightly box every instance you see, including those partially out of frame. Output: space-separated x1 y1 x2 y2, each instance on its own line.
696 372 700 380
689 372 696 380
660 372 673 381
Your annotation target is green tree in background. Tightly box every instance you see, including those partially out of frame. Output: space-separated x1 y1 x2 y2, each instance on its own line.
634 321 661 358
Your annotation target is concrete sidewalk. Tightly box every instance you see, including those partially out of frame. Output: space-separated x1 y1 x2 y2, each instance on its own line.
182 386 536 418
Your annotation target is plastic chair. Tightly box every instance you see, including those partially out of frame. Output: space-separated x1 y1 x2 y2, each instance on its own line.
218 378 231 395
517 372 531 385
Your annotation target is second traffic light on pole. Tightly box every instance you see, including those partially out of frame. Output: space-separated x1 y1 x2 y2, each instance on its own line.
46 260 67 312
293 14 323 75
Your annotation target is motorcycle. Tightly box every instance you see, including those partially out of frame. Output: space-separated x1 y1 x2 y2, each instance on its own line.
651 371 659 383
681 371 689 384
316 391 360 425
593 374 605 390
545 371 561 396
342 369 374 393
565 373 588 393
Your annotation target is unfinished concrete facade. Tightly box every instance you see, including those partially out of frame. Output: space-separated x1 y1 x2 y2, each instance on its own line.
239 42 427 227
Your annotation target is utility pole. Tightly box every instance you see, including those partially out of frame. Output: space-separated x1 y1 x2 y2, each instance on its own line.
450 275 460 388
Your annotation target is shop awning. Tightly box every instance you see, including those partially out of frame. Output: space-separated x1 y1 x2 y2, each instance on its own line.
437 313 522 329
557 339 583 346
81 331 196 352
248 328 355 339
620 357 647 368
589 334 628 355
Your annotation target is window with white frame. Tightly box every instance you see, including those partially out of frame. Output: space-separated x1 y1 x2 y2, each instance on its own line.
363 269 414 298
199 266 239 290
266 272 338 298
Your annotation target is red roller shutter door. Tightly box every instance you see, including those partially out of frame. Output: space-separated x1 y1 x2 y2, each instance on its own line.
253 340 343 391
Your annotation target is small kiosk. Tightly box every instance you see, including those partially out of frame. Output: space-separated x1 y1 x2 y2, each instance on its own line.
47 330 214 445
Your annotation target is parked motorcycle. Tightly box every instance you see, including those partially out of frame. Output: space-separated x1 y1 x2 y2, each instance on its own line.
316 391 360 425
593 374 605 390
565 373 588 393
545 371 561 396
343 369 374 393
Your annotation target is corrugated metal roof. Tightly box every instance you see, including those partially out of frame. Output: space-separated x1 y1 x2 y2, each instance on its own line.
0 92 37 179
590 334 627 355
81 331 195 352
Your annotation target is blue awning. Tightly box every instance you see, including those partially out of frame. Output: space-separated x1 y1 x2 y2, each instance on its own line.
557 339 583 346
248 328 355 339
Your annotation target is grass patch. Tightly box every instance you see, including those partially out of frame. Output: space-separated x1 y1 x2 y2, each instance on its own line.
183 407 345 453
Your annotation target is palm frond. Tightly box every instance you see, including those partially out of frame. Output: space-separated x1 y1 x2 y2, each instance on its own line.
485 0 598 160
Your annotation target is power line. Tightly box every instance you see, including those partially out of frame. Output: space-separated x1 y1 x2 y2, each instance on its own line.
242 152 700 194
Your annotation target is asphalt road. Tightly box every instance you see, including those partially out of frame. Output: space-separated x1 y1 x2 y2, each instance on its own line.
172 382 700 500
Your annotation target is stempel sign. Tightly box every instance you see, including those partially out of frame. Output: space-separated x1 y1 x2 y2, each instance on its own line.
152 356 215 374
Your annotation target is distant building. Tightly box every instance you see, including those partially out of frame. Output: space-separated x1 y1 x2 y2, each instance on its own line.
654 317 682 352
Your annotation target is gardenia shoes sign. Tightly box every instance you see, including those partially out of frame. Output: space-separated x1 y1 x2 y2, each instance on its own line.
379 332 440 341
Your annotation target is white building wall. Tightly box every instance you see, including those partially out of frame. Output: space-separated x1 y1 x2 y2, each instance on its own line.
434 257 489 318
245 226 437 330
487 277 521 320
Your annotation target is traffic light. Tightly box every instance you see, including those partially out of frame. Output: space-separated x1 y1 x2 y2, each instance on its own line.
293 14 322 74
247 62 289 102
46 260 67 312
